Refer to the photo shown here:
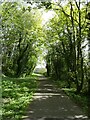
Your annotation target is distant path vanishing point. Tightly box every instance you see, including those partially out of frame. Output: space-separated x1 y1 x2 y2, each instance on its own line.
23 76 89 120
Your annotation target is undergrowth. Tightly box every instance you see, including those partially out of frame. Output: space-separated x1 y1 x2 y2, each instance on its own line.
2 74 38 120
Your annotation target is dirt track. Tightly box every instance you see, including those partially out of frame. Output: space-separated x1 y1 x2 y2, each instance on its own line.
23 76 89 120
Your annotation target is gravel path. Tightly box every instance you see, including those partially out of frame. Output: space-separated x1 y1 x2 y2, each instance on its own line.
23 76 89 120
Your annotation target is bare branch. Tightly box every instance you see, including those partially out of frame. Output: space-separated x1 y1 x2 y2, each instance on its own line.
74 0 79 10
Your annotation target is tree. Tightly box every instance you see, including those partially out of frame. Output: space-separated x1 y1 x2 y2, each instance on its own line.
86 1 90 117
1 2 42 77
45 0 88 93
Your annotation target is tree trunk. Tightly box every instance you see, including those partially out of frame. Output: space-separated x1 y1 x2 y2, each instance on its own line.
88 27 90 118
74 0 84 94
16 44 29 77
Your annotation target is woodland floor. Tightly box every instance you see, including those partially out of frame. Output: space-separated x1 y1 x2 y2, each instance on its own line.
23 75 89 120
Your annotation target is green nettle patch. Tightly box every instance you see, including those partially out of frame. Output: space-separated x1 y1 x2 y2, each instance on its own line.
2 75 37 120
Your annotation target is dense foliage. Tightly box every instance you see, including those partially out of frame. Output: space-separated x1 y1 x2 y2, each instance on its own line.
1 2 42 77
45 0 90 94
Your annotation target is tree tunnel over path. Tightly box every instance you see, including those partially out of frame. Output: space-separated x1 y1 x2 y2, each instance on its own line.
1 0 90 119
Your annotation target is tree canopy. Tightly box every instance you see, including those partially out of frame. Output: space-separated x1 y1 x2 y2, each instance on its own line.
1 2 43 77
1 0 90 118
1 0 89 85
1 0 90 90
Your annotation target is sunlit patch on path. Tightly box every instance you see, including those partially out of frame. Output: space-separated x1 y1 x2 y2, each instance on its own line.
23 76 89 120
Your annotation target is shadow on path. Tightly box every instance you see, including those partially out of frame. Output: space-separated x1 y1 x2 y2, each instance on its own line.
23 76 89 120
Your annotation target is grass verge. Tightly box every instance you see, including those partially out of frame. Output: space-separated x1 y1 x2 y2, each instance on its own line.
53 80 88 115
62 88 88 115
2 74 38 120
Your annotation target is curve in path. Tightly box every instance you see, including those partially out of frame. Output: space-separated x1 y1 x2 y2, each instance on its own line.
23 76 89 120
